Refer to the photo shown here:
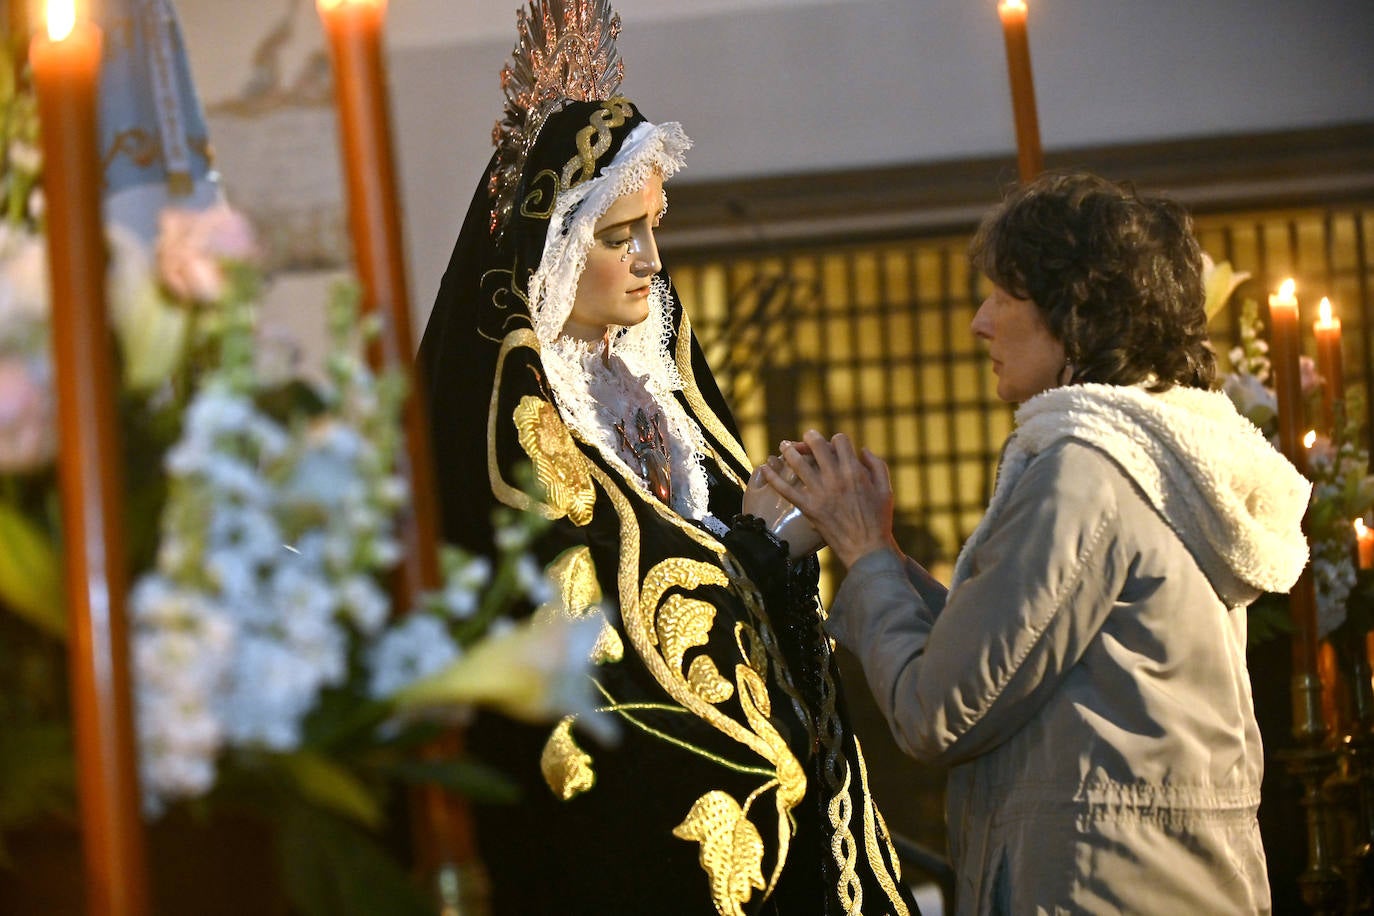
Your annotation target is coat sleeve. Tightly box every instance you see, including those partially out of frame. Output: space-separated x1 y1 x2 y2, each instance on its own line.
825 442 1130 766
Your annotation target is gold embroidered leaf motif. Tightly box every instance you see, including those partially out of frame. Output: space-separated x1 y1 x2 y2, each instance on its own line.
687 655 734 704
737 665 807 812
590 624 624 665
672 791 766 916
540 717 596 801
657 594 731 702
657 594 715 670
545 545 601 614
513 395 595 526
540 546 622 664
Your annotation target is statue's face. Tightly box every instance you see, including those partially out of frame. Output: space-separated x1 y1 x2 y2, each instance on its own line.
562 171 665 342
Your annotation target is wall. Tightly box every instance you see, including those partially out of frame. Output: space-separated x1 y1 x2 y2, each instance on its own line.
172 0 1374 334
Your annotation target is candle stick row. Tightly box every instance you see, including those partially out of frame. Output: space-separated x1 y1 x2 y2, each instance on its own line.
1269 279 1349 440
1258 277 1357 747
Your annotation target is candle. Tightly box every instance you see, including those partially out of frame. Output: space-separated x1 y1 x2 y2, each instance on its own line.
1355 518 1374 570
997 0 1043 182
1268 279 1305 472
31 2 149 914
1266 278 1324 739
1314 297 1344 434
317 0 472 880
316 0 439 595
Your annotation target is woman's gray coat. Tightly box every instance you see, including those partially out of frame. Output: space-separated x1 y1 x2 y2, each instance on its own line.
826 384 1310 915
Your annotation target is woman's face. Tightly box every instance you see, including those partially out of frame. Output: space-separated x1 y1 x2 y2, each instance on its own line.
562 172 665 342
970 284 1067 402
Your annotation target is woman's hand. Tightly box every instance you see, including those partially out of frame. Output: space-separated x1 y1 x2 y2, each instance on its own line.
761 430 897 569
743 455 824 559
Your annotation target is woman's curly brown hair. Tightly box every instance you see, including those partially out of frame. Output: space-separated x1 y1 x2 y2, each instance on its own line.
969 171 1215 391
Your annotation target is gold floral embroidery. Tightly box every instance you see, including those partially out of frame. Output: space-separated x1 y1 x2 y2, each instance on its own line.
590 620 625 666
513 395 596 526
540 716 596 800
687 655 733 704
489 331 561 519
539 545 622 664
657 594 716 673
672 791 766 916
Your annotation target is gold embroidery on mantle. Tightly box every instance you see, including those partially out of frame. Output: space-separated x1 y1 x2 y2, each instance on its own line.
541 546 622 664
672 790 767 916
856 741 912 916
514 395 596 526
814 617 862 912
657 594 732 703
672 303 750 474
541 716 596 800
584 461 806 910
488 329 591 522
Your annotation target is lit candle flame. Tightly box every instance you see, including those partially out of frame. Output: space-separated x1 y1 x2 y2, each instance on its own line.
1319 297 1333 323
1278 278 1296 299
1303 429 1317 449
317 0 386 10
46 0 75 42
999 0 1027 12
1357 518 1368 538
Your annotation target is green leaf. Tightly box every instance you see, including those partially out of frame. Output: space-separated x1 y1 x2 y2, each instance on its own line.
278 802 435 916
0 503 64 639
276 750 383 829
1247 596 1295 646
388 758 520 805
1352 477 1374 517
300 688 393 752
0 720 75 827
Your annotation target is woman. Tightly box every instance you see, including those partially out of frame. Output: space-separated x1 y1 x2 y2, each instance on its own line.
418 3 916 913
764 172 1309 914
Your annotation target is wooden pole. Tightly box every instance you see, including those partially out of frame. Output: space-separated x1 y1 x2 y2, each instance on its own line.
31 10 149 916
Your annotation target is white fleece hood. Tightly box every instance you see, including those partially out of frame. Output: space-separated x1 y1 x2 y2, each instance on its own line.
954 383 1311 608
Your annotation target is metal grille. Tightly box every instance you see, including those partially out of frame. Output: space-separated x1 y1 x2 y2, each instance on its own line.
671 204 1374 590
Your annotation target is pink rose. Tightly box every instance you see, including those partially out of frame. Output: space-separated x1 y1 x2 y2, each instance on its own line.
0 356 56 472
1300 355 1321 397
156 203 259 304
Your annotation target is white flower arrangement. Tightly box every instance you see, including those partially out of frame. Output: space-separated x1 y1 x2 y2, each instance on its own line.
124 252 607 815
